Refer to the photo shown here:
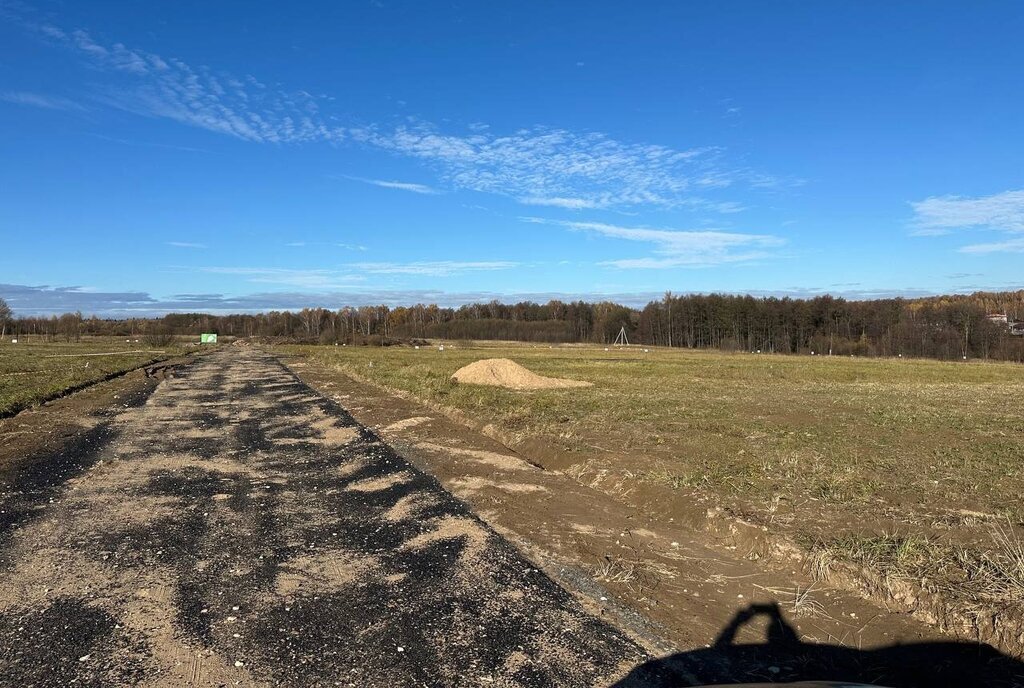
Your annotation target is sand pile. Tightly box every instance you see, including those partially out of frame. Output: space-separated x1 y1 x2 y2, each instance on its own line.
451 358 592 391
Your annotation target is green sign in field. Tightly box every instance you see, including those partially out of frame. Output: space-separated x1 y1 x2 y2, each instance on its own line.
200 333 218 344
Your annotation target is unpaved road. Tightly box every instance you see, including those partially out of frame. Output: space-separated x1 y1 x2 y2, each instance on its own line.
0 350 649 686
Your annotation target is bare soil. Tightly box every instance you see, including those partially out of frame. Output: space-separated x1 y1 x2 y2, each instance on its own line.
286 354 1024 687
0 349 648 686
1 349 1022 686
281 342 1024 660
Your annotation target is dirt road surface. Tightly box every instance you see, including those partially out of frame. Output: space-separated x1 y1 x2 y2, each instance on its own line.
0 350 649 686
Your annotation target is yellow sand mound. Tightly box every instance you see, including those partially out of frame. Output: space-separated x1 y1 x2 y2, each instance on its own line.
451 358 592 391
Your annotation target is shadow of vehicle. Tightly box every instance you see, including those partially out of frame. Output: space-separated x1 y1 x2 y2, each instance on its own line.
613 603 1024 687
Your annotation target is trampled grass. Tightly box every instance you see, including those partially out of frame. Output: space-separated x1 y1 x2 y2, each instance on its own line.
0 337 186 416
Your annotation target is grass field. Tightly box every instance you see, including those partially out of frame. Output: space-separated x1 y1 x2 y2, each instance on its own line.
0 337 187 416
280 341 1024 613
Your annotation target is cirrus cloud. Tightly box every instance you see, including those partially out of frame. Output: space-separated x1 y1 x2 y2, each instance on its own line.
352 261 518 276
958 237 1024 254
523 217 784 268
22 17 782 213
1 90 85 111
341 176 440 194
911 189 1024 235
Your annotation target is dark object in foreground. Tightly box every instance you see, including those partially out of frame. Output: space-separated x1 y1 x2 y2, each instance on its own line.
615 603 1024 688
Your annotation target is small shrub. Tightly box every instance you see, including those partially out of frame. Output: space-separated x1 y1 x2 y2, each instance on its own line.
143 328 175 347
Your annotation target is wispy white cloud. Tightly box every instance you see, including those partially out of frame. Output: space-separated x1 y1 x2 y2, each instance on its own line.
1 91 84 111
22 17 785 212
355 122 749 210
337 243 368 251
167 241 207 249
34 24 343 144
195 261 512 283
352 261 518 276
524 217 784 268
520 196 600 210
343 176 440 194
959 237 1024 254
197 266 363 289
911 189 1024 235
7 281 967 318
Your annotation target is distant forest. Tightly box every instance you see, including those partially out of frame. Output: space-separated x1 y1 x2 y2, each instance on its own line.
4 290 1024 362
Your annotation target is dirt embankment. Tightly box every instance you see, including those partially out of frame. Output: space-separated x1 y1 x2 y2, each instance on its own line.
286 355 1024 686
0 363 177 477
306 352 1024 661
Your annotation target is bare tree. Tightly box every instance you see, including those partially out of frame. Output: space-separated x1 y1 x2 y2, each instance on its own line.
0 298 12 338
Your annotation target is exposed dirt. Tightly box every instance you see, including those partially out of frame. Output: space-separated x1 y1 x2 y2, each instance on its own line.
317 349 1024 660
287 355 1024 687
2 349 1022 686
452 358 593 390
0 362 174 538
0 348 185 420
0 349 649 686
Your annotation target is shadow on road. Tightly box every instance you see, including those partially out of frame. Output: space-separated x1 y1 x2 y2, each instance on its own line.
613 603 1024 688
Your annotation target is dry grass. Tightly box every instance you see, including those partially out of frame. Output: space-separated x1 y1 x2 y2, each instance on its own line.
278 340 1024 613
754 583 827 618
279 341 1024 520
813 531 942 580
595 555 640 584
0 337 185 416
594 550 678 600
809 520 1024 608
980 520 1024 601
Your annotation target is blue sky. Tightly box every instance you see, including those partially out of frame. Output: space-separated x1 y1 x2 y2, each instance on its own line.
1 1 1022 315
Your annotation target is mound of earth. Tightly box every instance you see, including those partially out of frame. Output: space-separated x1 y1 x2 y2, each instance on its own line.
451 358 592 391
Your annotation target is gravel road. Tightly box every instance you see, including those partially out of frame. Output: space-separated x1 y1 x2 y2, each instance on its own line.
0 349 649 686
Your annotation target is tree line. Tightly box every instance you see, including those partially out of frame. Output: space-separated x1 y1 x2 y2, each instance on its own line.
1 290 1022 362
